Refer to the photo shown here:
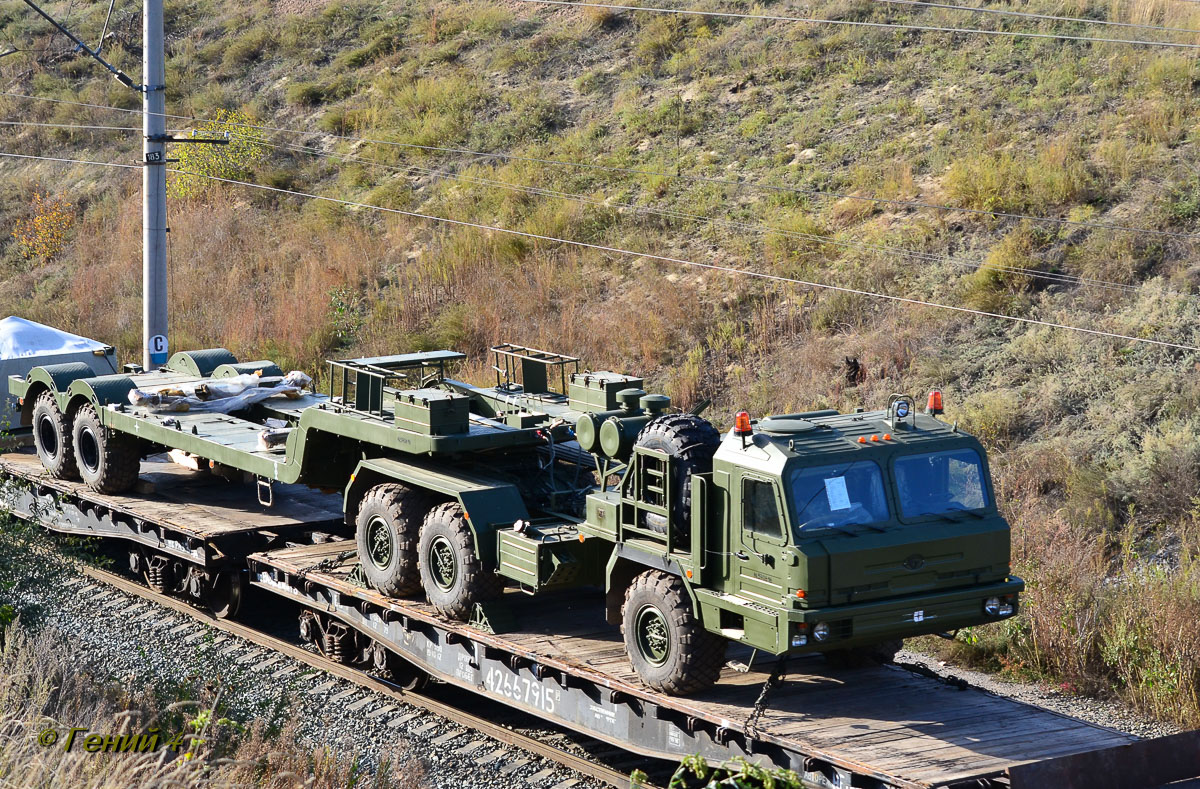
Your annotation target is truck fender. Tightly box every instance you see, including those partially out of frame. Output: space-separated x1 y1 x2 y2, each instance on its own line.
65 376 139 418
16 362 97 425
603 544 701 626
345 457 530 568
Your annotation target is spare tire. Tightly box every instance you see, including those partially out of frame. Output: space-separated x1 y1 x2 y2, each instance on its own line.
633 413 721 536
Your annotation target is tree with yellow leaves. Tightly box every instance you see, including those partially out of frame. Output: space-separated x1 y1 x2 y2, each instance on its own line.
11 192 75 265
169 108 268 199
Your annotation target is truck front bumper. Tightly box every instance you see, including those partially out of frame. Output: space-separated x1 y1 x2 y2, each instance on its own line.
783 576 1025 653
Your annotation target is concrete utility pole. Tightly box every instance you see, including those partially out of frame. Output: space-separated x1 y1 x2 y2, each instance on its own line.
22 0 224 369
142 0 169 370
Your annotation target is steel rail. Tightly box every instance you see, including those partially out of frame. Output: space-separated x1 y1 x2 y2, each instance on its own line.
75 564 648 789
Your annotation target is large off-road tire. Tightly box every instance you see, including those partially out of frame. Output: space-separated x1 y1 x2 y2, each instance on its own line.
622 570 727 695
633 414 721 535
823 639 903 669
32 391 78 480
356 483 433 597
72 403 140 493
418 502 503 620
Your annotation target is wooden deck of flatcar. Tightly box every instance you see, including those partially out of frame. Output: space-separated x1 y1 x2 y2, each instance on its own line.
251 541 1135 789
0 450 341 537
0 450 344 572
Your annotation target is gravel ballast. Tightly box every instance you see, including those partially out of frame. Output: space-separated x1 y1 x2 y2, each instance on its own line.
12 567 615 789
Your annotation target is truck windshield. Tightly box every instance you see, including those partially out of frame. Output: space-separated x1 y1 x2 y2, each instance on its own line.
894 448 989 518
788 461 890 535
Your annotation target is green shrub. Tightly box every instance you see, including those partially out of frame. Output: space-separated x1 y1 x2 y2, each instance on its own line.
285 81 326 106
221 25 274 70
944 140 1095 213
635 16 682 64
169 109 269 199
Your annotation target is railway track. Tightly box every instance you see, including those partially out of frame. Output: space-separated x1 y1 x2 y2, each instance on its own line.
71 562 665 789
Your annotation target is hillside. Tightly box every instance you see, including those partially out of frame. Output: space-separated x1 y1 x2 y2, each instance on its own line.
2 0 1200 724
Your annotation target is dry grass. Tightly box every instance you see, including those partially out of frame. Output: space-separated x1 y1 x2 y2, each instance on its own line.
0 625 423 788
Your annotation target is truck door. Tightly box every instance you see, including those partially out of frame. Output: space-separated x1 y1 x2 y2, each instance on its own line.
733 473 787 608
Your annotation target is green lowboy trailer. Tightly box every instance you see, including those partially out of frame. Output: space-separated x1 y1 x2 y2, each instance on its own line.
9 343 1022 695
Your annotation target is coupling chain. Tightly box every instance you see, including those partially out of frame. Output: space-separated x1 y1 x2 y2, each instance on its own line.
296 548 357 579
743 655 788 739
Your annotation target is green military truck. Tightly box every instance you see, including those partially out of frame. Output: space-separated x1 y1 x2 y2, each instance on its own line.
10 343 1022 695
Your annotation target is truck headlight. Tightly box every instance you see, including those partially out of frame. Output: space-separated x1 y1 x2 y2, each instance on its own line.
791 634 807 647
984 597 1001 615
813 621 831 642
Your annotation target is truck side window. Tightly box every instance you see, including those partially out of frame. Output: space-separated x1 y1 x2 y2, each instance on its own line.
743 478 783 539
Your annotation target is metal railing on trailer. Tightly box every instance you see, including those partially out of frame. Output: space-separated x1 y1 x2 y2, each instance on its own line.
490 344 580 396
325 351 466 419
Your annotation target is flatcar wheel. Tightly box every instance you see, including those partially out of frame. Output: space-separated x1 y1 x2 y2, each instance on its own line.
32 392 78 480
205 571 244 619
371 642 429 691
72 404 140 494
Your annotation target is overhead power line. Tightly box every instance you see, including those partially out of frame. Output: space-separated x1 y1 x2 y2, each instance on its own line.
2 148 1198 354
0 120 142 132
3 91 1197 244
17 0 137 88
259 135 1174 299
0 114 1190 300
0 150 139 169
516 0 1200 49
873 0 1200 35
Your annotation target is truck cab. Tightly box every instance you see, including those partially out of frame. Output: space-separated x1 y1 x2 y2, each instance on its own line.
705 400 1022 660
583 394 1022 692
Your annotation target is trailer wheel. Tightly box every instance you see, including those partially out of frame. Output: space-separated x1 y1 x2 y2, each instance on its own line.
72 404 140 493
622 570 726 695
418 502 502 620
32 391 78 480
356 483 432 597
823 639 903 669
633 414 721 536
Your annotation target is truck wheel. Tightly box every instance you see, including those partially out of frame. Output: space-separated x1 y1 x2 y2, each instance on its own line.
356 483 431 597
418 502 502 620
622 570 726 695
824 639 903 669
32 391 79 480
72 404 140 493
633 414 721 535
